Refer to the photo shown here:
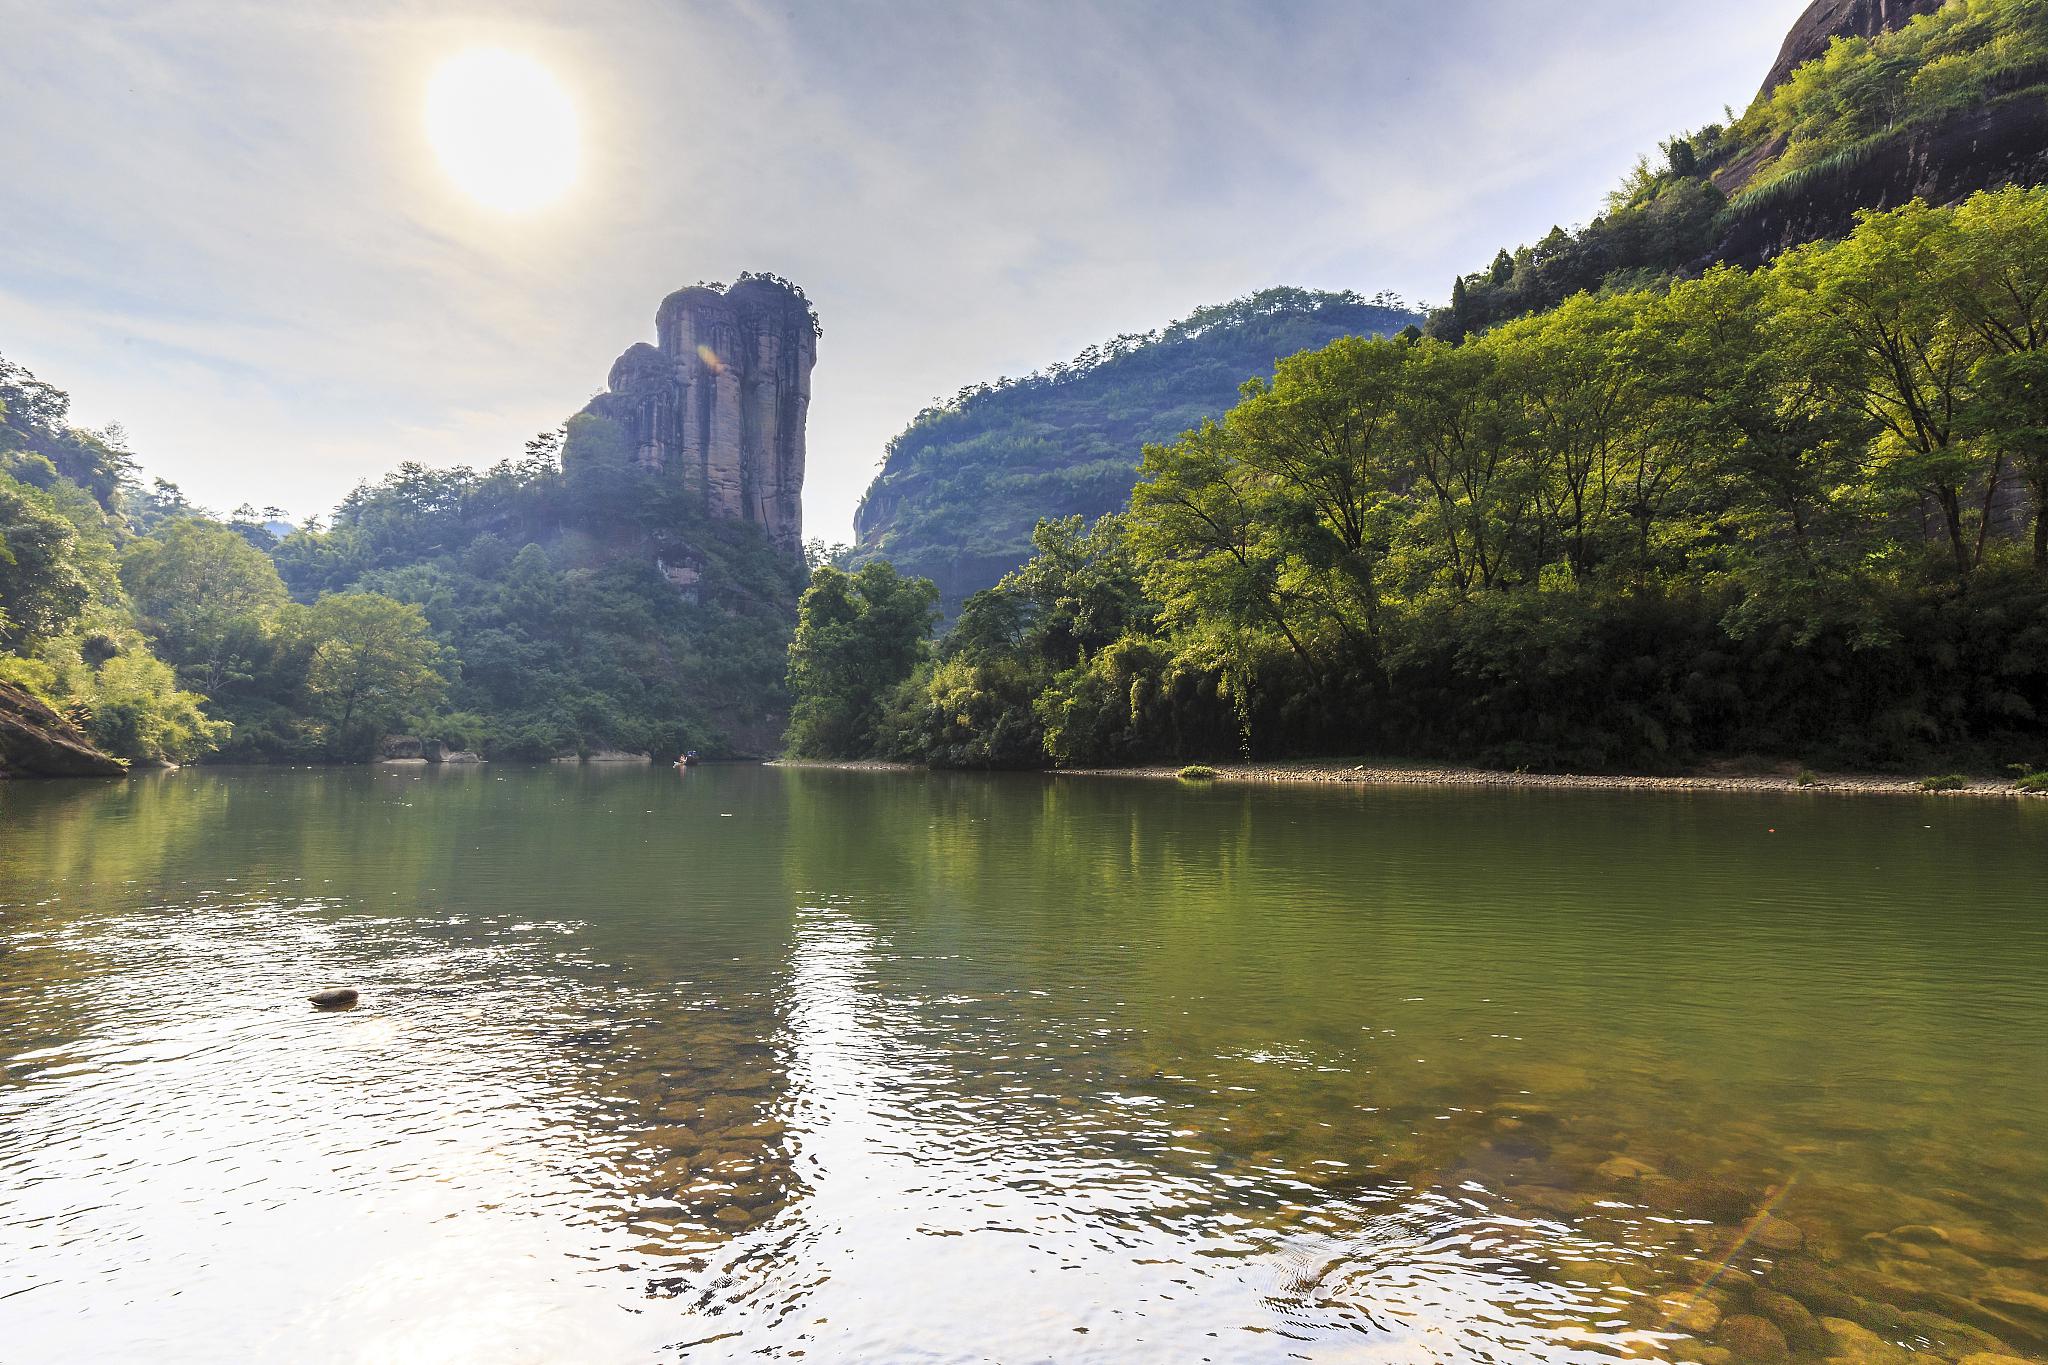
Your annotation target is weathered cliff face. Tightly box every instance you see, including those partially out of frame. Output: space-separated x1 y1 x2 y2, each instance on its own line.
579 277 817 554
1757 0 1947 100
1713 0 2048 264
1715 94 2048 266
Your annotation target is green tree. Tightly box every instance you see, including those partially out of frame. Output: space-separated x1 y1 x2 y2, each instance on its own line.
78 648 229 764
1777 202 1998 576
785 561 938 758
1394 339 1533 597
0 474 95 649
294 593 448 756
119 517 289 692
1490 291 1652 584
1941 186 2048 566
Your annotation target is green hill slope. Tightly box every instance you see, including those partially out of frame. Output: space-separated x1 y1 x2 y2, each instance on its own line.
1429 0 2048 341
850 287 1421 612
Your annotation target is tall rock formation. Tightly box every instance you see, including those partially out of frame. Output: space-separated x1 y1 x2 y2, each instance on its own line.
577 275 818 555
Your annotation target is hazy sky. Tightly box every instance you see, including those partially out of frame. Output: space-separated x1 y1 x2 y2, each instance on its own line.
1 0 1805 541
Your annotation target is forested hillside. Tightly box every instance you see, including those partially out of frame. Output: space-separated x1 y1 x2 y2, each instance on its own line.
850 288 1420 612
1430 0 2048 340
793 191 2048 775
0 357 801 769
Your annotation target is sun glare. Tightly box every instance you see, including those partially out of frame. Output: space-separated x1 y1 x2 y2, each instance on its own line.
425 48 579 213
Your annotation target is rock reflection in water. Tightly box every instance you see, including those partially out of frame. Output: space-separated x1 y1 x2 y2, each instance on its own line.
1 765 2044 1362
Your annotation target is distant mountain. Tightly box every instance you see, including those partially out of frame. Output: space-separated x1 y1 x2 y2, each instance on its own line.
851 287 1421 612
1428 0 2048 341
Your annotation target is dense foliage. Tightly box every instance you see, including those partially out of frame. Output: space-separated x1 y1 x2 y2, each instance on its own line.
1428 0 2048 341
268 435 805 760
0 360 802 765
798 192 2048 773
784 561 939 759
851 288 1421 612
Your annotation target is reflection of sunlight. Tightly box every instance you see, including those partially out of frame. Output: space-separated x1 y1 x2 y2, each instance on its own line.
668 904 1658 1362
0 899 656 1361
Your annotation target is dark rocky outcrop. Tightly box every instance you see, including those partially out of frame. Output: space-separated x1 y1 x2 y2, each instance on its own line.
0 681 125 778
1714 93 2048 265
1758 0 1948 99
577 276 817 556
1711 0 2048 264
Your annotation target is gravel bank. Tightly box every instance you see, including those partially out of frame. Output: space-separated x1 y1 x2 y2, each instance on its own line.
774 757 2041 798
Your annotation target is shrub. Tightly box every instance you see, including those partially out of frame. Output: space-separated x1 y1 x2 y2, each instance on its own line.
1177 764 1219 780
1919 773 1968 791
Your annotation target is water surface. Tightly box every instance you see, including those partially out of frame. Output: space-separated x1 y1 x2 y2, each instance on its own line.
3 765 2045 1362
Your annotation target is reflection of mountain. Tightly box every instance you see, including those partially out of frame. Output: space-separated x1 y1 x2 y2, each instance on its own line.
7 768 2047 1360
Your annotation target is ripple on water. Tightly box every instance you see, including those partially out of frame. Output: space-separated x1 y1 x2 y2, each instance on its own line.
1 766 2045 1362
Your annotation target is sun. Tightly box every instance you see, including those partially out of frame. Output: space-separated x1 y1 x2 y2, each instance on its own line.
425 48 579 213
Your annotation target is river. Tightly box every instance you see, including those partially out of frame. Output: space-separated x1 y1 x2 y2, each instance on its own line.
3 764 2045 1362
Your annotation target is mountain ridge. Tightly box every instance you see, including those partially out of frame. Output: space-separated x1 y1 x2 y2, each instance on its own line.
850 287 1421 612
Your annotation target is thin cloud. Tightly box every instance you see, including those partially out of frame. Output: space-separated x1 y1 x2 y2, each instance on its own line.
0 0 1804 537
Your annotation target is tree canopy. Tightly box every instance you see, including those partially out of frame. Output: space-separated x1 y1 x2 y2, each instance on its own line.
803 191 2048 775
851 288 1421 613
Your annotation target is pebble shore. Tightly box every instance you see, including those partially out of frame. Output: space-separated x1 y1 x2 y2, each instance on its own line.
774 758 2041 798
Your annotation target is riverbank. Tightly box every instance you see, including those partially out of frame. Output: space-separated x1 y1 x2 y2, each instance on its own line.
770 756 2047 798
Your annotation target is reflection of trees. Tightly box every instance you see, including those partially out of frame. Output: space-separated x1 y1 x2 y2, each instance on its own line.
0 765 807 1286
766 769 2048 1354
11 767 2047 1358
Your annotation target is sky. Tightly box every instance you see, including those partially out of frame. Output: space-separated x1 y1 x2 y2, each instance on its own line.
0 0 1806 543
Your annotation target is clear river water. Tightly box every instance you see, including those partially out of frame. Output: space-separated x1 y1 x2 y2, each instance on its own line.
2 764 2046 1363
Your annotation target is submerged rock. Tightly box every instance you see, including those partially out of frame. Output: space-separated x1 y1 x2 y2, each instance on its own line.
1768 1257 1860 1318
1979 1284 2048 1324
1751 1287 1826 1353
1651 1177 1756 1223
1714 1312 1789 1361
1657 1292 1722 1335
308 987 359 1009
1749 1214 1805 1252
1597 1155 1657 1183
1819 1316 1913 1364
